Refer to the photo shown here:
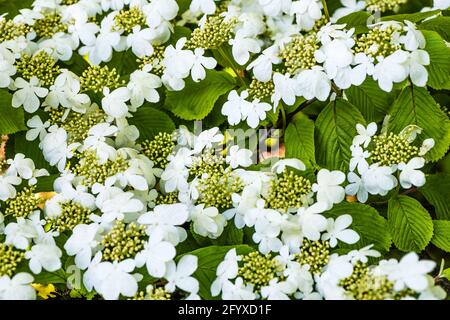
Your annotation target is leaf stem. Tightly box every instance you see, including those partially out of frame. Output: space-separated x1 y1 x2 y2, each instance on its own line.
280 103 287 132
216 47 247 88
321 0 330 20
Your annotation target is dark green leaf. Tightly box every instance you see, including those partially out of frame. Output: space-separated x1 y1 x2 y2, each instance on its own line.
423 30 450 90
431 220 450 252
128 105 175 142
420 173 450 220
285 112 315 166
0 89 26 135
387 195 434 252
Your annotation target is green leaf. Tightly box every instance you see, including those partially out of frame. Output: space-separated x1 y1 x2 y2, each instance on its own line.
166 70 236 120
423 30 450 90
420 173 450 220
106 50 140 77
128 105 175 142
34 175 58 193
0 89 26 134
191 223 244 247
431 220 450 252
0 0 34 16
387 195 434 252
387 86 450 162
419 16 450 41
324 202 392 253
181 245 254 300
345 78 395 123
336 11 371 34
285 112 315 166
33 270 67 285
315 99 366 171
381 10 441 23
168 26 192 45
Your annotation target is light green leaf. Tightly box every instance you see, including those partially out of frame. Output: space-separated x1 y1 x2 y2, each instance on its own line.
420 173 450 220
419 16 450 41
324 202 392 253
315 99 366 171
387 195 434 252
128 105 175 142
180 245 254 300
423 30 450 90
285 112 315 166
345 78 395 123
387 86 450 162
0 89 26 135
381 10 440 23
166 70 236 120
431 220 450 252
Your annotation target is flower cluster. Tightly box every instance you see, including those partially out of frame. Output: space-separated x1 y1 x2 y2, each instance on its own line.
0 0 448 301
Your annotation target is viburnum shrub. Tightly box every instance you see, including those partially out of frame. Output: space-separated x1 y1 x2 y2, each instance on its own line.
0 0 449 301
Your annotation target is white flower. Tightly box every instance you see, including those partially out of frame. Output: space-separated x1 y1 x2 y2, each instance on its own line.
372 50 409 92
348 244 381 264
190 204 226 239
26 115 50 141
247 46 282 82
222 278 257 300
191 48 217 82
101 87 131 118
246 99 272 128
296 67 331 101
164 255 199 294
221 90 251 126
0 52 16 88
271 72 300 108
162 38 195 81
272 159 306 174
143 0 178 29
259 0 292 16
398 157 426 189
98 190 144 223
261 279 296 300
89 259 138 300
297 202 328 241
64 223 100 270
290 0 322 31
312 169 346 209
127 69 161 108
12 77 49 113
211 249 240 296
6 154 35 180
400 21 426 51
315 39 354 80
40 126 78 172
380 253 435 292
352 122 377 148
0 273 36 300
82 29 120 65
137 203 189 245
135 230 176 278
193 127 224 154
25 243 62 274
0 174 21 201
345 171 369 203
349 145 370 173
363 164 398 196
226 145 253 169
190 0 216 14
4 217 38 250
433 0 450 9
406 50 430 87
229 33 261 66
419 138 435 156
321 215 360 247
127 26 154 58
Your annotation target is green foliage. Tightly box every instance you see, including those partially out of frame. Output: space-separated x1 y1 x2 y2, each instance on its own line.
284 112 315 167
387 86 450 162
423 30 450 90
166 70 236 120
431 220 450 252
128 105 175 142
181 245 254 299
315 99 366 171
420 16 450 41
387 195 434 252
345 78 395 123
420 173 450 220
336 11 371 34
0 89 26 134
324 202 392 253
